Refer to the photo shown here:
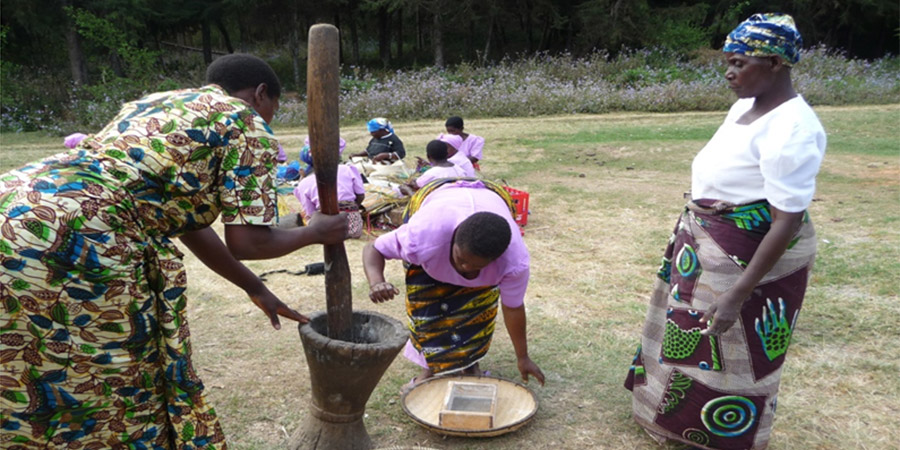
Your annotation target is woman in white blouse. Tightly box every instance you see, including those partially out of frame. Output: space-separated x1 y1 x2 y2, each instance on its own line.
625 13 826 450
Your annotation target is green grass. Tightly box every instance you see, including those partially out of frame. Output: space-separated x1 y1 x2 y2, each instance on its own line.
1 104 898 449
816 105 900 156
0 132 62 172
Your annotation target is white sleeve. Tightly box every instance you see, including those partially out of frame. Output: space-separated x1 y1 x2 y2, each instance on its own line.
758 118 826 212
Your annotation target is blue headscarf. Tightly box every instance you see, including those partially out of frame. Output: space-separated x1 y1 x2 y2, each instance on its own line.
367 117 394 134
723 13 802 66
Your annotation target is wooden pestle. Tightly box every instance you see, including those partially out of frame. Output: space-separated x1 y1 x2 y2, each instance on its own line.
307 24 353 341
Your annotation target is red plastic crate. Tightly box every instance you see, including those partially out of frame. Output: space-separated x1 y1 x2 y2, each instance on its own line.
503 186 529 227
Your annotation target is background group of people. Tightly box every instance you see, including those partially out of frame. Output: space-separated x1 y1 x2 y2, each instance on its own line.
0 12 825 450
280 114 484 232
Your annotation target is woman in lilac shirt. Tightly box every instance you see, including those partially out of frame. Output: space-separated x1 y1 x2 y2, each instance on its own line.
294 138 366 237
363 179 545 388
444 116 484 168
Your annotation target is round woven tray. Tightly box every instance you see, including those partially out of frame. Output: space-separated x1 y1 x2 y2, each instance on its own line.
400 374 538 438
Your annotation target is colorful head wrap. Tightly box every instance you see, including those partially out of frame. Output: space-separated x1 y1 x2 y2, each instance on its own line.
437 133 463 150
367 117 393 134
723 13 802 66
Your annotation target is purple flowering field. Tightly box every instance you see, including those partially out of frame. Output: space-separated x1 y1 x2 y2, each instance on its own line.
273 45 899 127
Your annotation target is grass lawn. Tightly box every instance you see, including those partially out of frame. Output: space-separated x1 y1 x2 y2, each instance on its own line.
1 104 898 449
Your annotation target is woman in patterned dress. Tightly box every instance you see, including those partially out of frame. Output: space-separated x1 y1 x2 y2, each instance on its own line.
0 54 347 449
624 14 826 450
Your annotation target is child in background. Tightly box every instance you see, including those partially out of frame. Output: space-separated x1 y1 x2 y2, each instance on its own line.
438 133 476 177
443 116 484 169
294 138 365 238
403 140 468 194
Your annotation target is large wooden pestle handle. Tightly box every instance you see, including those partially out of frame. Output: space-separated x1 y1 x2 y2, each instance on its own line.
307 24 353 341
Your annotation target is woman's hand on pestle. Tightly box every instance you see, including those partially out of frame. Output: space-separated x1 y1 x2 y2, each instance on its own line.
307 211 350 244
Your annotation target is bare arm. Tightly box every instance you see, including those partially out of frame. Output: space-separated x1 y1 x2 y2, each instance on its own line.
701 206 805 335
223 212 346 260
363 242 398 302
371 152 398 163
179 227 308 328
502 303 545 385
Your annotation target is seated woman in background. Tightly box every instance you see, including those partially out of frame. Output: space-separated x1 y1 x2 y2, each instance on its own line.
438 133 476 177
624 13 826 450
351 117 405 164
294 138 365 238
442 116 484 168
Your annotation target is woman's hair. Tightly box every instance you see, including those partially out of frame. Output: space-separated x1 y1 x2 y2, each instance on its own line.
445 116 464 129
455 212 512 260
206 54 282 98
426 139 449 160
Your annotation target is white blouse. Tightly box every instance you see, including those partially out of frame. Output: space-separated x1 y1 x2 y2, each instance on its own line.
691 96 826 212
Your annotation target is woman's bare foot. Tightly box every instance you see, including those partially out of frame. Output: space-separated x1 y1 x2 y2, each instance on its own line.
401 368 434 395
414 367 434 383
461 362 486 376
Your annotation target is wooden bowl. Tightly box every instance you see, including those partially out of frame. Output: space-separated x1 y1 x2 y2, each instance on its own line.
400 375 539 438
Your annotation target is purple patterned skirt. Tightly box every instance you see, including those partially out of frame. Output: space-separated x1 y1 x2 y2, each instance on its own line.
625 199 816 450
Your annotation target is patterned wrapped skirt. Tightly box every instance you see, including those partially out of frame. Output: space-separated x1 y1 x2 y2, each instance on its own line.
625 199 816 450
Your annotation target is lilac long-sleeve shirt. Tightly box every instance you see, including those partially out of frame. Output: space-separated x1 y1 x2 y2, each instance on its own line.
448 151 476 177
415 164 469 188
374 180 529 308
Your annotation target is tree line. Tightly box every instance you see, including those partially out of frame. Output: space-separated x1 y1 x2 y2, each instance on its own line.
2 0 897 92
